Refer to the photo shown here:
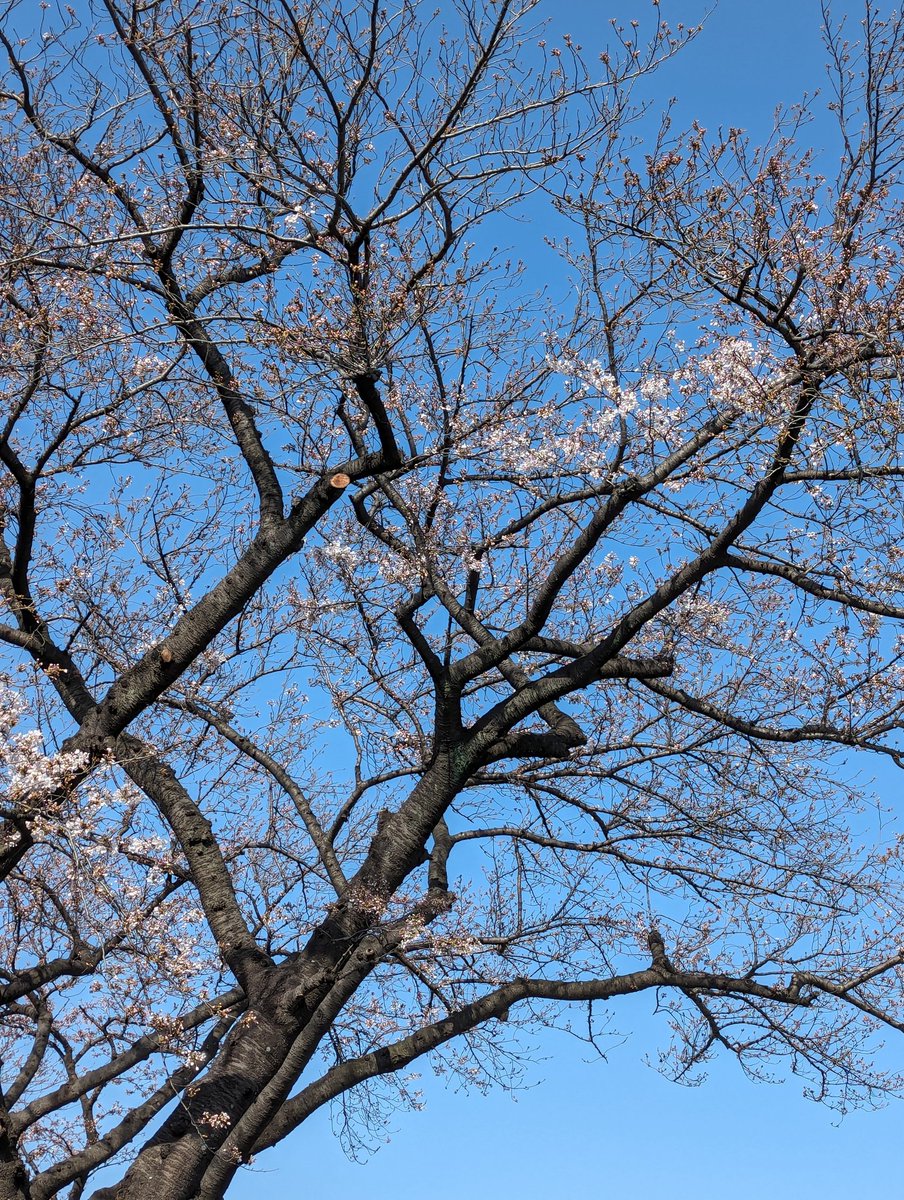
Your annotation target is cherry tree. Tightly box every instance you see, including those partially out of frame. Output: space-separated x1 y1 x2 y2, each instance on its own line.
0 1 903 1197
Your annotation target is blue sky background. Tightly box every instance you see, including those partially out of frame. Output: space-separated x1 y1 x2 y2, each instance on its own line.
10 0 895 1193
229 2 904 1195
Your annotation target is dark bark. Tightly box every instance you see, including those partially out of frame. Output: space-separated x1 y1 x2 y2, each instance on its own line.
0 1113 30 1200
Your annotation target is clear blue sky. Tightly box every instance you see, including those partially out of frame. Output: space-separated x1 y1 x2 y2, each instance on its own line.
231 2 904 1193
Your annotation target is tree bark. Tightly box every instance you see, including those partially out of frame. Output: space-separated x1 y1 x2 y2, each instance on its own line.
0 1115 30 1200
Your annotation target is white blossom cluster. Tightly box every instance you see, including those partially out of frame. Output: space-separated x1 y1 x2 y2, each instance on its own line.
0 687 88 804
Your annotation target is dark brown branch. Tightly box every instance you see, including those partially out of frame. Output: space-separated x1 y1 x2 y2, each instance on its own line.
250 953 840 1154
116 733 269 992
12 989 245 1135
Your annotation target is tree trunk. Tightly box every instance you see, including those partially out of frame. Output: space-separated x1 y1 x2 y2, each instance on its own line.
91 1006 298 1200
0 1117 31 1200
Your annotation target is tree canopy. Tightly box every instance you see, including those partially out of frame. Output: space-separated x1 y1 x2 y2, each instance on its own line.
0 2 904 1197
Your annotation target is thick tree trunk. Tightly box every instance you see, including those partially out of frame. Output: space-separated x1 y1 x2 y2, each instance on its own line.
0 1117 30 1200
90 759 464 1200
90 1005 298 1200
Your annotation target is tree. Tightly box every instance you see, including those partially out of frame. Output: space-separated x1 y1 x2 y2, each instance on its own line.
0 0 903 1195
